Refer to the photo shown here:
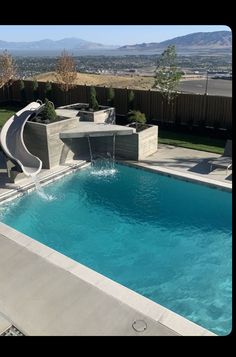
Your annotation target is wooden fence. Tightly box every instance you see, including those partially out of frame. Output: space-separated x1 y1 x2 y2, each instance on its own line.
0 80 232 130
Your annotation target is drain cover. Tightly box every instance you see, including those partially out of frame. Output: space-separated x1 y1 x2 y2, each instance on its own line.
132 320 147 332
1 325 24 336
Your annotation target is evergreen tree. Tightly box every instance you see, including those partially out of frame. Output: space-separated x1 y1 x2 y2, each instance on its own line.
40 98 57 123
44 81 52 100
127 90 135 111
32 80 39 101
89 86 99 111
127 110 146 124
20 80 26 103
107 87 115 107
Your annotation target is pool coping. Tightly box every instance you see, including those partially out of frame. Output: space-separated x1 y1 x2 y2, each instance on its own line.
0 161 91 204
0 159 227 336
117 160 232 192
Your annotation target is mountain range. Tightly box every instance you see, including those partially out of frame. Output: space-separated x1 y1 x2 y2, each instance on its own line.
119 31 232 51
0 31 231 53
0 37 116 51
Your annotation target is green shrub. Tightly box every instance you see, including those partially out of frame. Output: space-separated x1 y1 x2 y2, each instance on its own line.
32 80 39 101
127 90 135 111
107 87 115 106
20 80 26 103
44 81 52 100
89 86 99 111
127 110 146 124
40 99 57 122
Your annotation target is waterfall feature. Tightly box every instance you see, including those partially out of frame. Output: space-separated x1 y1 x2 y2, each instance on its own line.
31 175 54 201
88 134 117 177
112 134 116 164
87 135 93 164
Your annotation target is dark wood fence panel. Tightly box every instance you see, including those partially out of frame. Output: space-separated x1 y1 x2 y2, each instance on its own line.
0 80 232 130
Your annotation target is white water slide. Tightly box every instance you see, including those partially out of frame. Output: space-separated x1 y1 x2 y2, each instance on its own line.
0 101 44 177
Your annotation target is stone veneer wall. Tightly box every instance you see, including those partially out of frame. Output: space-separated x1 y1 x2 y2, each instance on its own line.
23 118 79 169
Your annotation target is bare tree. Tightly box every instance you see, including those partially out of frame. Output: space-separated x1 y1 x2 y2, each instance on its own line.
0 50 17 88
55 50 77 93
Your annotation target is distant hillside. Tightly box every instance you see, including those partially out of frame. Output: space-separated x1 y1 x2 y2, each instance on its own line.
0 37 117 51
119 31 232 51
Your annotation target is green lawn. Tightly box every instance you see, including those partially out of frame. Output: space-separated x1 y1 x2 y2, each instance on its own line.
159 129 225 154
0 106 17 128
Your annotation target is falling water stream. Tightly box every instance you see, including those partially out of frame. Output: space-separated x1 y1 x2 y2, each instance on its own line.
87 134 117 177
31 175 54 201
87 135 93 164
112 134 116 162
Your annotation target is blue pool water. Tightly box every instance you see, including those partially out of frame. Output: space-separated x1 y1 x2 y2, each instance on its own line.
0 162 232 335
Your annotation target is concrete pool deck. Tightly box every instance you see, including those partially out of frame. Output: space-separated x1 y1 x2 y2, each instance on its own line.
123 144 232 191
0 144 230 336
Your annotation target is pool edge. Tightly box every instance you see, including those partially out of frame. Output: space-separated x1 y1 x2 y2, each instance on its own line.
117 160 232 192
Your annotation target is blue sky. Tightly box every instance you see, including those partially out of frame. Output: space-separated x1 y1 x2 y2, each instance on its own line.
0 25 230 45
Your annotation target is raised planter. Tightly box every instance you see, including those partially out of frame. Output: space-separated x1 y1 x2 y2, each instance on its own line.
58 103 116 124
115 124 158 161
23 117 79 169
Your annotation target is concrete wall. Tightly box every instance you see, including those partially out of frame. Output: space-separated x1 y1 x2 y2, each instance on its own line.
137 125 158 160
24 118 79 169
64 125 158 161
60 136 115 161
116 125 158 161
79 107 116 124
23 120 158 171
23 122 50 168
60 137 91 161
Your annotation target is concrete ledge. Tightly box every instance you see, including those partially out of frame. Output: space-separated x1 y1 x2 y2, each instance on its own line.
60 122 135 138
118 161 232 192
0 161 90 204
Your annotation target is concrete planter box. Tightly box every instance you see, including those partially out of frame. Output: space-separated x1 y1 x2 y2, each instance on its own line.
79 106 115 124
23 118 79 169
58 103 115 124
115 125 158 161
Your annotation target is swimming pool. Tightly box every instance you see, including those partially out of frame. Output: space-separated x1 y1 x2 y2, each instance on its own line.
0 162 232 335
